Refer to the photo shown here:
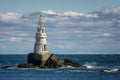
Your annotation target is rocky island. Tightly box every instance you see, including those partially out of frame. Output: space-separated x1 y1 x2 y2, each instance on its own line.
2 15 86 69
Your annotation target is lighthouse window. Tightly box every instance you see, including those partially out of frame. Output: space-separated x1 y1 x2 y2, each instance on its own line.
43 34 46 36
42 29 44 33
44 45 47 51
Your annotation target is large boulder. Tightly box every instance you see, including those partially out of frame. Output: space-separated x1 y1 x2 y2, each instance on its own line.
40 52 58 65
27 52 58 67
27 53 42 66
43 54 58 68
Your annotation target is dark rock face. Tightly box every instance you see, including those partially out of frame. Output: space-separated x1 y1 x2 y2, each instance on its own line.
2 53 86 69
27 53 42 66
17 63 35 68
56 60 64 67
26 53 86 68
27 53 58 68
44 54 57 68
27 52 58 65
64 59 86 68
49 54 58 62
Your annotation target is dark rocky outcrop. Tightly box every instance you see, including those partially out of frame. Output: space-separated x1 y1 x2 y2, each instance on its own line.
16 59 86 68
44 54 58 68
18 53 86 68
1 53 86 69
63 59 86 68
27 53 58 66
17 63 35 68
27 53 42 66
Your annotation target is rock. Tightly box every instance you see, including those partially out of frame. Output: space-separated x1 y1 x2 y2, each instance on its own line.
17 63 35 68
40 52 58 65
27 53 42 66
44 58 86 68
1 65 17 68
45 60 57 68
63 59 86 68
26 53 59 68
40 52 51 63
1 59 86 69
50 54 58 62
9 53 86 69
43 54 58 68
27 53 58 66
56 60 64 67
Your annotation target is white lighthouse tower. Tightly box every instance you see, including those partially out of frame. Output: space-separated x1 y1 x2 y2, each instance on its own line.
34 15 48 55
27 15 57 65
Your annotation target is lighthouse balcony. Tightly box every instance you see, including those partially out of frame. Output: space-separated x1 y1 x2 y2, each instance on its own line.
37 34 46 38
39 35 46 38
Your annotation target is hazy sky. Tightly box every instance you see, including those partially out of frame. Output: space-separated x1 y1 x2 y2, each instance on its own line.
0 0 120 54
0 0 120 13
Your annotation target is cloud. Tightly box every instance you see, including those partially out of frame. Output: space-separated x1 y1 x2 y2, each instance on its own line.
0 7 120 54
102 33 112 37
101 7 120 15
42 9 59 15
0 37 23 42
63 11 84 16
92 7 120 20
0 12 20 23
8 37 23 42
85 14 99 18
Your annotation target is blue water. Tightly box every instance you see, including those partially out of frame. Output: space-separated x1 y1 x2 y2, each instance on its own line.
0 54 120 80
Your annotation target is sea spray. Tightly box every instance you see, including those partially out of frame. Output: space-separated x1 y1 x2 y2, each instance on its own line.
84 62 97 69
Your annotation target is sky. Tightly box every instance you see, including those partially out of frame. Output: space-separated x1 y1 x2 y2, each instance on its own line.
0 0 120 54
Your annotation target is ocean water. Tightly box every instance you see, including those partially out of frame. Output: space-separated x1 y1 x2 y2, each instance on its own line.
0 54 120 80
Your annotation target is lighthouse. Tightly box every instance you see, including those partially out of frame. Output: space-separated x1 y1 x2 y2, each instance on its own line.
34 15 48 55
27 15 57 65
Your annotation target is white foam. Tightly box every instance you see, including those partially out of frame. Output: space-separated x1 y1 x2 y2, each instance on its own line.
86 65 94 69
84 62 97 69
103 68 119 73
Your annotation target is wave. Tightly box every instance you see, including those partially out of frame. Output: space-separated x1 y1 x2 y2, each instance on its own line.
83 62 119 69
100 68 120 73
83 62 97 69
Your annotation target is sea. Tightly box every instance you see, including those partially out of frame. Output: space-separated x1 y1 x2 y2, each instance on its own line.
0 54 120 80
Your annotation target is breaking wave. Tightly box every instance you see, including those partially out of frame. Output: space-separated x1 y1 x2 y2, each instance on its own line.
83 62 97 69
